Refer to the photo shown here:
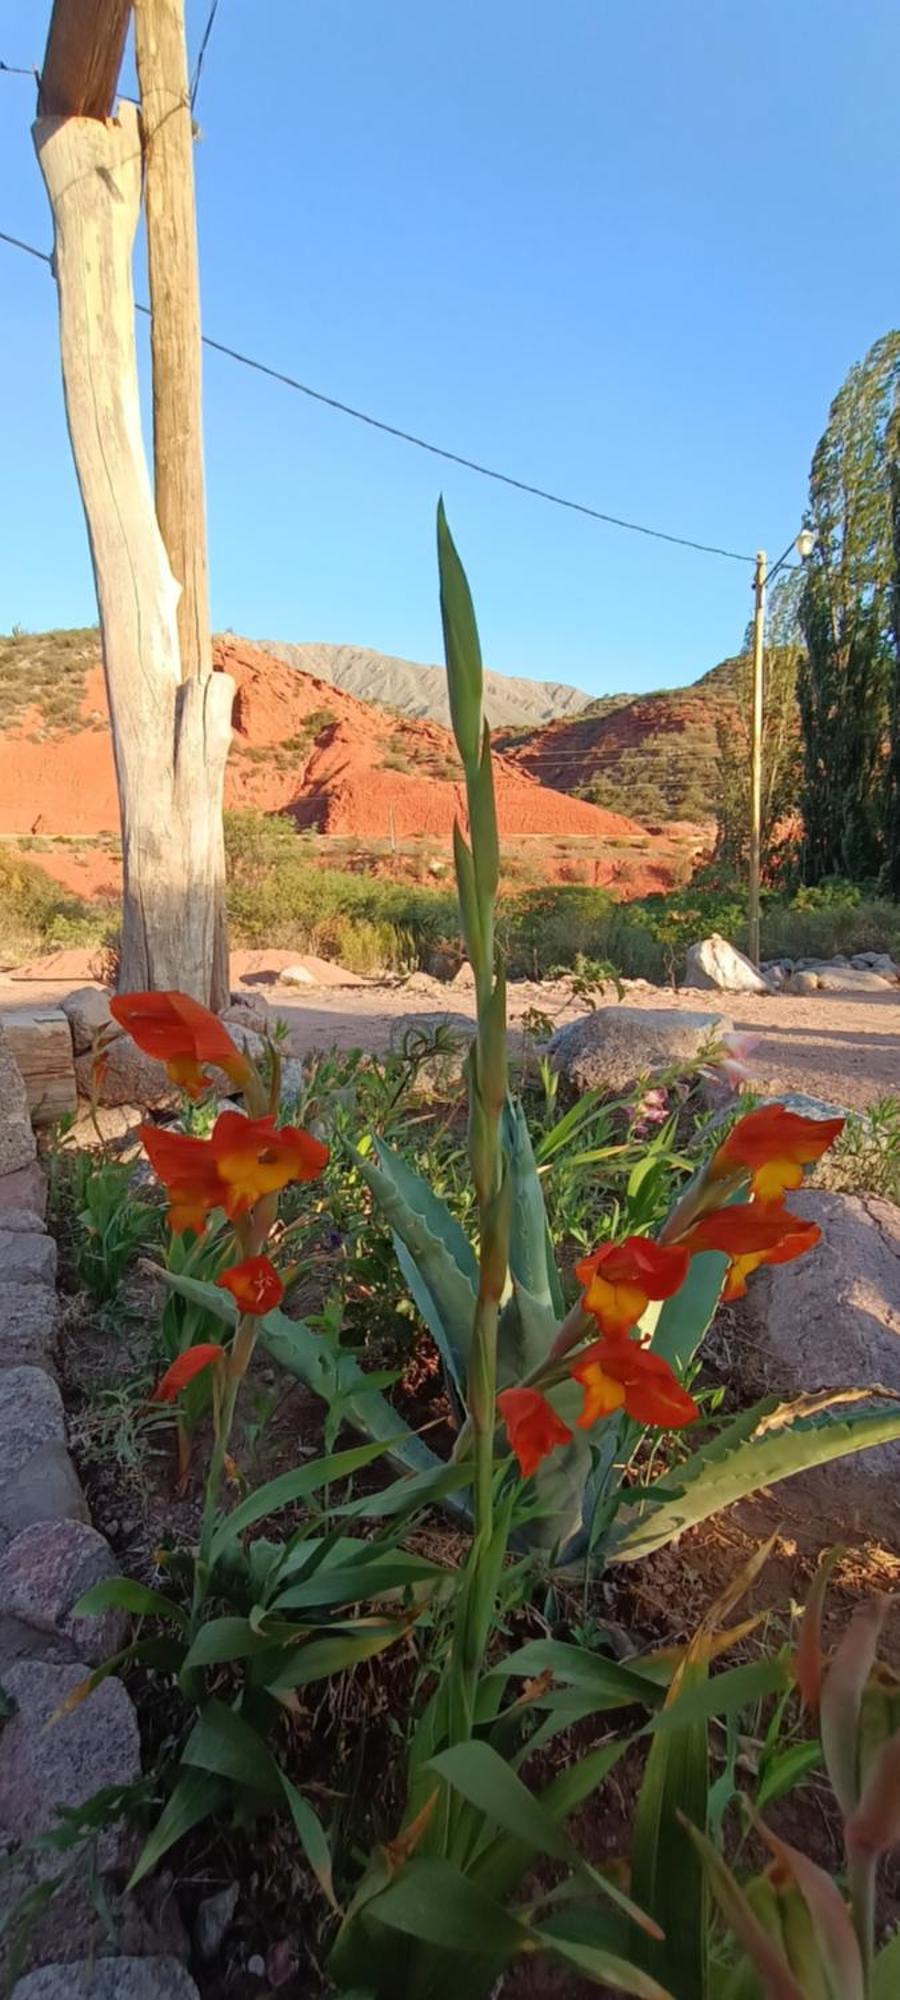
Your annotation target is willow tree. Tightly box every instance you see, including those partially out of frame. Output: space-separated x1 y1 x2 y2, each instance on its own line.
33 0 232 1005
798 331 900 882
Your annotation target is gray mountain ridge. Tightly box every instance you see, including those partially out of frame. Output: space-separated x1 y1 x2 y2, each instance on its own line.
249 639 591 731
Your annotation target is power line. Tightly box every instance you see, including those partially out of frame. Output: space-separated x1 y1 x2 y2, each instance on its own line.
190 0 221 112
0 223 758 566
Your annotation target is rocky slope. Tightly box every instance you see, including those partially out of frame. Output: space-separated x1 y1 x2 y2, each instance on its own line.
250 639 590 730
497 657 742 821
0 633 634 847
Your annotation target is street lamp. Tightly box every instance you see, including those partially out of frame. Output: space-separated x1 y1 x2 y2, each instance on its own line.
747 530 816 967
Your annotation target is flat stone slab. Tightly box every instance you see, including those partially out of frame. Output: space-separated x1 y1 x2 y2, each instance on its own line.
0 1231 56 1287
0 1368 65 1475
0 1163 47 1223
0 1444 88 1551
2 1286 58 1372
13 1961 200 2000
0 1520 124 1666
0 1660 139 1875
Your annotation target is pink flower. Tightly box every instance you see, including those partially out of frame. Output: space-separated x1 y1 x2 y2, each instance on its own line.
632 1087 668 1137
700 1033 760 1093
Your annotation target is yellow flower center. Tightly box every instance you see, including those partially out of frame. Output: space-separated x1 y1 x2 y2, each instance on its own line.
583 1274 647 1336
577 1362 627 1427
751 1156 804 1204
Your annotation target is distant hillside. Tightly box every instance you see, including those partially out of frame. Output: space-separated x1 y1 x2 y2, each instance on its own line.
497 656 744 822
249 639 590 731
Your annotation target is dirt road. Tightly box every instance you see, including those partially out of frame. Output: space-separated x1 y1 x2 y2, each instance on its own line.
2 950 898 1113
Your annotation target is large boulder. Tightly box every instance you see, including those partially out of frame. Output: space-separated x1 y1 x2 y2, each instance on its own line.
549 1005 734 1096
0 1660 139 1872
684 934 770 995
60 985 115 1055
75 1038 173 1110
735 1188 900 1530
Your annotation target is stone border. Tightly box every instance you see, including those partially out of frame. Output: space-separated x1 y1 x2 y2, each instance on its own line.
0 1023 199 1996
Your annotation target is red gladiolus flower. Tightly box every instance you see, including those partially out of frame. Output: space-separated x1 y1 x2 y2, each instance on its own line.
572 1337 699 1431
711 1105 844 1205
680 1201 822 1300
497 1387 573 1478
110 990 251 1099
575 1236 690 1338
141 1110 329 1233
152 1343 226 1402
216 1255 284 1316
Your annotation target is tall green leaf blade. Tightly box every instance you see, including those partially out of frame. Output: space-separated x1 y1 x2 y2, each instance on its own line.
210 1437 396 1561
128 1769 228 1888
612 1403 900 1562
73 1577 190 1631
499 1097 564 1377
437 500 483 768
536 1929 675 1999
631 1659 709 2000
333 1461 473 1521
183 1700 336 1906
365 1854 527 1956
265 1616 414 1693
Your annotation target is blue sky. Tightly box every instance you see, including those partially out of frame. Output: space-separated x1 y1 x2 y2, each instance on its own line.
1 1 898 696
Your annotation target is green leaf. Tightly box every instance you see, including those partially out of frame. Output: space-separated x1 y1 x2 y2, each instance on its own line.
632 1659 709 2000
649 1248 727 1372
260 1310 442 1479
181 1616 285 1671
646 1658 791 1737
429 1739 655 1935
183 1699 336 1905
274 1553 446 1612
151 1265 237 1326
365 1853 526 1956
612 1401 900 1562
872 1928 900 2000
72 1577 190 1632
128 1769 228 1888
352 1138 478 1396
210 1436 397 1561
683 1818 806 2000
264 1615 414 1694
536 1928 675 1998
489 1638 666 1712
438 500 483 768
756 1740 822 1810
334 1461 473 1521
499 1097 564 1377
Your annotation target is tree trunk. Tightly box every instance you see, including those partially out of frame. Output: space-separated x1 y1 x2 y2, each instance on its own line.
133 0 211 684
33 105 234 1005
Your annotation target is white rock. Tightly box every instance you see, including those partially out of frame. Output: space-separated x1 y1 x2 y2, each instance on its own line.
683 934 770 995
279 963 317 987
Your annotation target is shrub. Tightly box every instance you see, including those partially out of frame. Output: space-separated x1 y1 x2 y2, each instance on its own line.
0 847 116 966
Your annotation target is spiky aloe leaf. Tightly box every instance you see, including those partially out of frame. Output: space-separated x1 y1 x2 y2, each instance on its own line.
351 1137 478 1396
611 1400 900 1562
648 1247 727 1372
259 1306 443 1480
498 1097 562 1382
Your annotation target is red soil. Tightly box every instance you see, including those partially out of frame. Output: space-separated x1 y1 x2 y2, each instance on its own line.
0 638 641 844
0 639 703 899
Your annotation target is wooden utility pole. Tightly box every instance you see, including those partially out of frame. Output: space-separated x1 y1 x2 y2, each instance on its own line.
133 0 211 681
748 549 767 968
34 0 233 1008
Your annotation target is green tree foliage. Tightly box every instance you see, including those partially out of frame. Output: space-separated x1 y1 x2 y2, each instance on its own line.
714 574 804 876
798 330 900 881
886 441 900 894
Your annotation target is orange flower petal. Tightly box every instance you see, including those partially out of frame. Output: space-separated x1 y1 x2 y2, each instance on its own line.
571 1336 698 1430
216 1255 284 1316
713 1107 844 1202
111 990 250 1095
576 1236 689 1337
152 1343 226 1402
497 1387 572 1478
